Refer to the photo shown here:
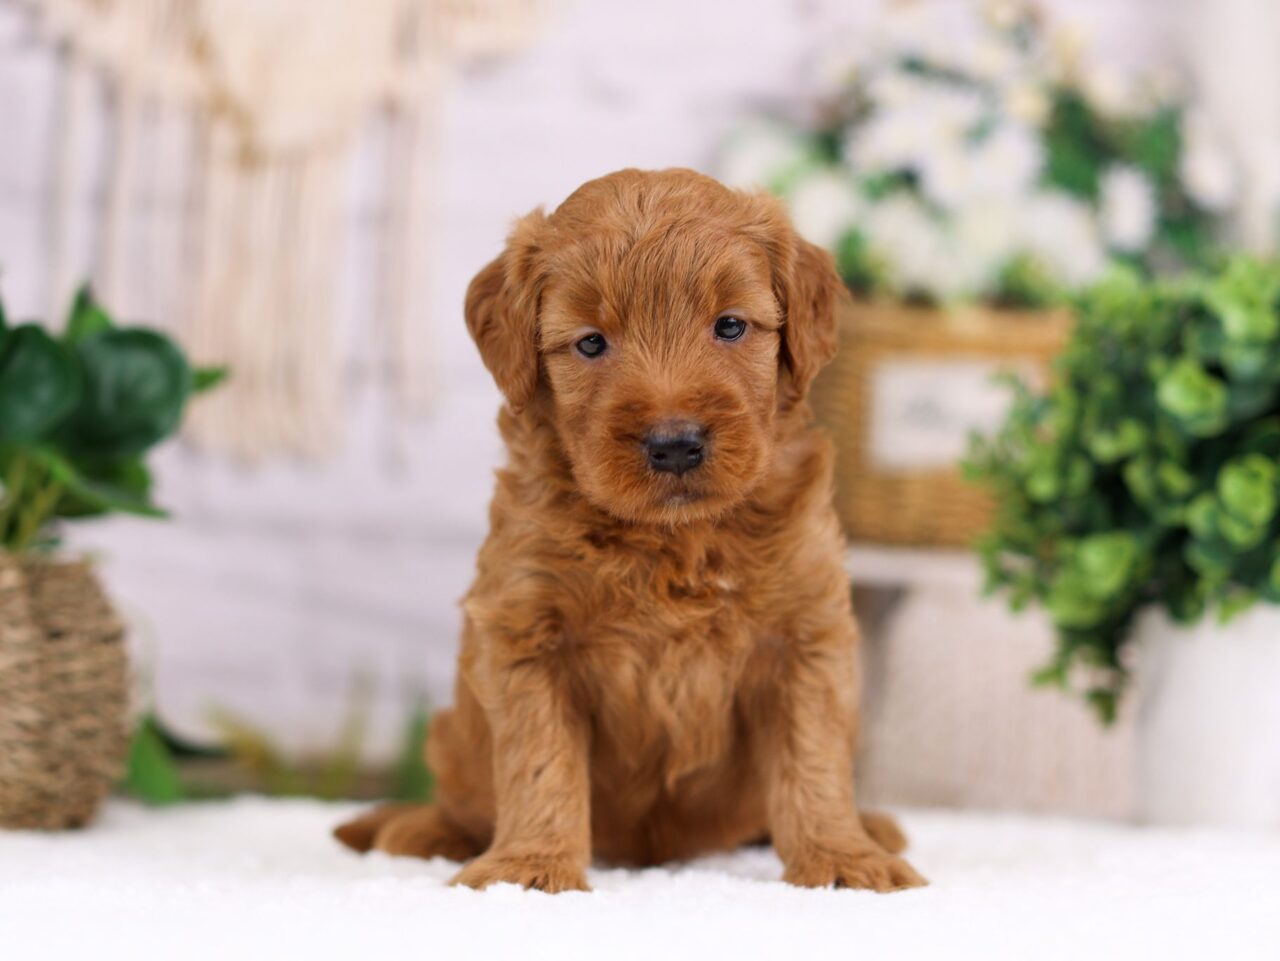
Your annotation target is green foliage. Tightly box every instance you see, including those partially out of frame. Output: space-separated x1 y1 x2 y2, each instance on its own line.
0 286 224 553
834 228 888 298
391 703 434 802
120 691 434 802
1042 89 1106 200
1041 90 1221 279
993 254 1069 309
968 258 1280 721
122 713 186 805
0 326 80 443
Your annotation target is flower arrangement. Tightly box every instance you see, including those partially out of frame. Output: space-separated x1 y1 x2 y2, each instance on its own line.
720 0 1235 306
967 258 1280 721
0 287 224 553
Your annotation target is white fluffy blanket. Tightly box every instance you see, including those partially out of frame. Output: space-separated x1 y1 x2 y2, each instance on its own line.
2 799 1278 960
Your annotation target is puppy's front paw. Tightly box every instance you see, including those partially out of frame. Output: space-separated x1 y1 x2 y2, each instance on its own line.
784 845 927 892
451 852 590 893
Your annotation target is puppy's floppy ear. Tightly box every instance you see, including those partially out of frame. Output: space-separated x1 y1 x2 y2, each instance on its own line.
778 236 844 401
465 210 549 411
744 192 844 402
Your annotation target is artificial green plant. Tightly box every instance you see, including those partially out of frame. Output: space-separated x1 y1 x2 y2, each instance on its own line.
968 258 1280 722
0 286 225 553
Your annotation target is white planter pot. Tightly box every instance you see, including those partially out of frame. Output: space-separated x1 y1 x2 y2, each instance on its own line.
1135 606 1280 829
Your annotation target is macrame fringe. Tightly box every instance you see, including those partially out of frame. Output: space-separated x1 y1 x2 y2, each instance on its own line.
24 0 560 459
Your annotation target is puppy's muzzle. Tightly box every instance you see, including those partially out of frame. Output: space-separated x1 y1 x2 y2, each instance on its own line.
644 421 707 476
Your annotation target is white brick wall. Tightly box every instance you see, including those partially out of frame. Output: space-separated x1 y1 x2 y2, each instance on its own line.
0 0 1168 759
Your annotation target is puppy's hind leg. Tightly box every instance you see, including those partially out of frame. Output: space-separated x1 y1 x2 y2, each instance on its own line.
334 804 483 863
333 803 417 853
375 805 483 862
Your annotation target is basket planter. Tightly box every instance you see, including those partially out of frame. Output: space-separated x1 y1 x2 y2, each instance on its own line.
1134 607 1280 830
811 300 1070 547
0 553 130 830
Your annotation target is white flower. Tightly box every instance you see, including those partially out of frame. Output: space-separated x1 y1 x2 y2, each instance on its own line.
844 109 928 174
863 194 948 297
876 1 993 80
984 0 1027 31
920 122 1042 210
865 66 927 111
845 80 986 175
1099 165 1157 251
954 200 1021 281
1021 191 1107 287
786 170 863 250
1004 80 1050 126
1081 65 1138 119
1180 111 1238 212
719 121 809 190
967 34 1022 85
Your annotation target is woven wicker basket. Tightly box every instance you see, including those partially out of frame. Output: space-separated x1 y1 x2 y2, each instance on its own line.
0 554 129 829
811 300 1071 547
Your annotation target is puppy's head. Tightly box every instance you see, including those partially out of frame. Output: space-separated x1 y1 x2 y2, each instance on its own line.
466 168 842 525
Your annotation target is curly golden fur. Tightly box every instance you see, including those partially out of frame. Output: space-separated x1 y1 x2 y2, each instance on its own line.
335 169 925 893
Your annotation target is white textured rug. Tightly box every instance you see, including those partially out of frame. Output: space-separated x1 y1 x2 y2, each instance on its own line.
2 798 1278 961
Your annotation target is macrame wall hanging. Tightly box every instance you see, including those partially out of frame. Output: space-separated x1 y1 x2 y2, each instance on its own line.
24 0 558 458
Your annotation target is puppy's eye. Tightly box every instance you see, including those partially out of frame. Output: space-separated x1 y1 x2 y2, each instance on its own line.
575 333 608 358
714 315 747 341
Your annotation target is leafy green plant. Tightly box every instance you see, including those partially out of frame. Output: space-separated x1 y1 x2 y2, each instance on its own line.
0 286 225 553
122 713 188 805
967 258 1280 722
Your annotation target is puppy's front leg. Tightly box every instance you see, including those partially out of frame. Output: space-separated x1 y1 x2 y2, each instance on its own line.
451 657 591 893
759 625 926 892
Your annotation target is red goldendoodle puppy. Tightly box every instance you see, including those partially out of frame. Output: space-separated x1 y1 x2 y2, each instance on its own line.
335 168 925 893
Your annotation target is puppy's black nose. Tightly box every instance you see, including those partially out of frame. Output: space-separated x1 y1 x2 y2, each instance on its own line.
645 424 706 475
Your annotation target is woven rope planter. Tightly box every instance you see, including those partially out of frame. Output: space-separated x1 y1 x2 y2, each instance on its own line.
811 300 1071 547
0 554 129 829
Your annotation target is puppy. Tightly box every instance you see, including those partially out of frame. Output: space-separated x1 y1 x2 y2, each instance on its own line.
335 168 925 893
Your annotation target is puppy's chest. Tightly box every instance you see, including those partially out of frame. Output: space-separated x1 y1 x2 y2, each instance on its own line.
570 534 770 772
576 534 759 649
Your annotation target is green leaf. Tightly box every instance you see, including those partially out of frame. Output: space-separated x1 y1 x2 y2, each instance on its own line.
59 329 191 459
1186 492 1218 539
64 285 114 344
1123 457 1160 508
1088 419 1145 463
1185 539 1234 575
31 447 167 518
0 325 81 442
995 254 1066 309
52 456 160 519
1047 569 1108 628
1219 590 1257 624
1156 460 1196 498
1204 259 1280 342
1086 687 1119 726
1026 466 1061 502
121 714 185 805
1042 89 1103 200
192 365 229 394
391 705 434 802
1156 358 1229 436
1217 510 1269 549
1077 532 1140 599
1218 303 1277 344
1126 108 1180 183
1217 454 1278 528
